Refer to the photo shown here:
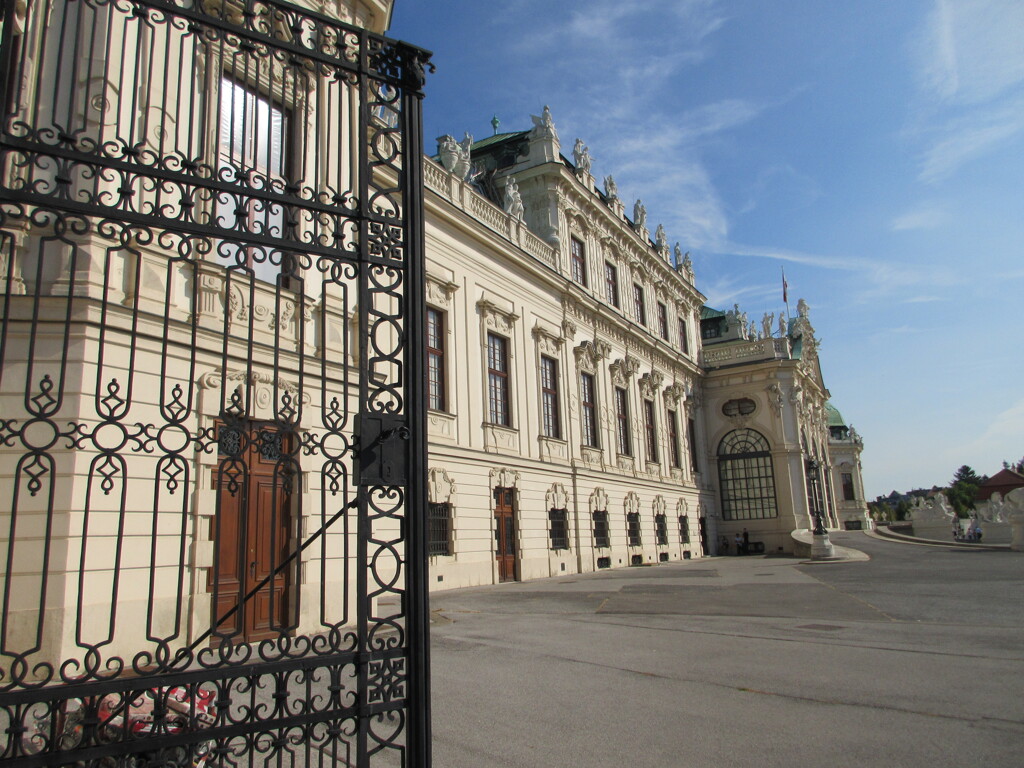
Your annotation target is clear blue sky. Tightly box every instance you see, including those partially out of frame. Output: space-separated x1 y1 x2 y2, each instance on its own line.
389 0 1024 498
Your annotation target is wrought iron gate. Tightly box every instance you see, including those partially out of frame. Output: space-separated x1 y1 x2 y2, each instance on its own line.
0 0 432 765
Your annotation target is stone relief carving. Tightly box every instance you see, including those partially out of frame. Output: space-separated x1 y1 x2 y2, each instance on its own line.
638 370 664 399
477 299 519 335
624 491 641 516
489 467 521 489
653 495 667 516
427 468 456 504
663 382 687 406
532 324 563 356
676 498 689 516
561 318 577 341
609 355 640 387
426 274 459 307
546 482 570 511
573 339 610 373
590 487 609 512
766 383 785 414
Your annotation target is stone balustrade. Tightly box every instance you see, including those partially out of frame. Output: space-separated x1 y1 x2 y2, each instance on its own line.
699 336 791 368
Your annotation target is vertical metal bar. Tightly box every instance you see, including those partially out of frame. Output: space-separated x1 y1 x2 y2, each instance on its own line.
401 42 431 768
355 29 371 766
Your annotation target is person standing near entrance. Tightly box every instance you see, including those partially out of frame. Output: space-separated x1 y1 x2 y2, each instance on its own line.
742 528 750 555
734 532 743 555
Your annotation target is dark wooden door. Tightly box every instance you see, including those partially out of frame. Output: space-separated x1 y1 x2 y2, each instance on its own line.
212 425 294 641
494 487 516 582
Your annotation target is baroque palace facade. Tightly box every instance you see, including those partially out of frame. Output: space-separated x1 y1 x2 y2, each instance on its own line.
422 110 868 589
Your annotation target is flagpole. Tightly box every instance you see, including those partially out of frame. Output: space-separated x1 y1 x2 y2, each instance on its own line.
782 266 790 323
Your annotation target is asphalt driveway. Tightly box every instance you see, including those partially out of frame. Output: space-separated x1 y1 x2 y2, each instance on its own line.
427 532 1024 767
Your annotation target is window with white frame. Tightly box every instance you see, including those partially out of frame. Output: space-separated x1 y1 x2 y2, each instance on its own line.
540 355 561 439
487 332 511 426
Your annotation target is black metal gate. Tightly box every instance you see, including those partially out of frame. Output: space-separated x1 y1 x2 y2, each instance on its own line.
0 0 432 764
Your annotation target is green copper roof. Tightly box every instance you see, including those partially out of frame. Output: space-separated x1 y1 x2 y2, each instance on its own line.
825 402 845 427
701 306 726 320
470 130 528 152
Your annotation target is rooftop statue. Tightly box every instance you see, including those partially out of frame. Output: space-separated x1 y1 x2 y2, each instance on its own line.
504 177 524 220
778 314 787 338
437 134 459 173
633 199 647 231
603 175 618 199
679 247 694 279
572 138 592 176
762 312 775 338
454 132 473 179
655 224 668 250
530 105 558 141
436 132 473 180
797 298 810 318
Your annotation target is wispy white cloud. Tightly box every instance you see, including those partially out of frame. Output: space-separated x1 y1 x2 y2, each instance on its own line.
918 97 1024 182
890 202 947 230
914 0 1024 105
910 0 1024 181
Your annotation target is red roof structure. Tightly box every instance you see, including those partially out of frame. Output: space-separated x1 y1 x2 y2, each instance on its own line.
976 469 1024 502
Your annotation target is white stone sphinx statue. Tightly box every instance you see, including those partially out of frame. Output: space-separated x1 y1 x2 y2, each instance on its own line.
910 492 955 522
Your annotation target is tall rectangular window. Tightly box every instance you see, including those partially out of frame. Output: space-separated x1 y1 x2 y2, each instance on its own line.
643 399 658 463
679 514 690 544
615 387 632 456
842 472 856 501
627 512 642 546
540 355 561 439
633 284 646 326
217 77 289 284
678 318 690 355
428 502 452 556
655 514 668 546
570 236 587 287
667 409 681 468
427 308 445 411
658 302 669 340
593 510 610 548
580 372 599 448
487 333 511 426
687 417 699 473
605 262 619 307
548 509 569 550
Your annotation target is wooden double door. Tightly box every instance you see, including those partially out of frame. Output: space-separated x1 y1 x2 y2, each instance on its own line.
494 487 517 582
212 424 296 641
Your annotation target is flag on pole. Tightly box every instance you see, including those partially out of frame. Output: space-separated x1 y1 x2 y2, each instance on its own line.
782 268 788 304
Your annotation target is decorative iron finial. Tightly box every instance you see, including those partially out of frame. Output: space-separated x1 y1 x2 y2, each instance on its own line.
491 114 500 135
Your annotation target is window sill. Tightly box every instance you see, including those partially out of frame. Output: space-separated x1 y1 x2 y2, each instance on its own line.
483 423 519 455
539 435 568 462
427 410 457 443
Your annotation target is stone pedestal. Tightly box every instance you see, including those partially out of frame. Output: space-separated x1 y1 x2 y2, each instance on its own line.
1009 512 1024 552
811 532 835 560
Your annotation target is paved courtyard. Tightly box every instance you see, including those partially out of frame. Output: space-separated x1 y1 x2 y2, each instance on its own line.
427 532 1024 767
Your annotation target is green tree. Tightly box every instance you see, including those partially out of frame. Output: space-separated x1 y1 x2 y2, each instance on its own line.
947 465 981 516
1003 456 1024 473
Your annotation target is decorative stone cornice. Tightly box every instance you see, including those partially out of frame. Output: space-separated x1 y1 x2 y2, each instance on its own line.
574 339 611 373
609 355 640 387
426 274 459 307
427 468 457 504
638 370 664 399
477 298 519 334
532 323 564 356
